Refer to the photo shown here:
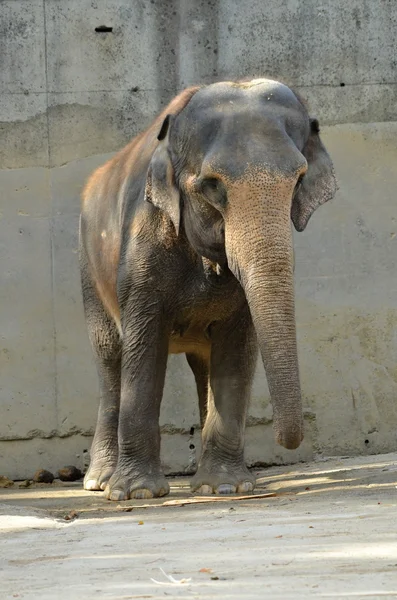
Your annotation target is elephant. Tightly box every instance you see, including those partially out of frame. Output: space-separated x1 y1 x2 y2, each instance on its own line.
79 78 337 501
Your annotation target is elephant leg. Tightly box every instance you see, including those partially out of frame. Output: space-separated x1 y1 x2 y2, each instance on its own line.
80 258 121 492
190 306 258 494
186 353 210 428
104 309 170 501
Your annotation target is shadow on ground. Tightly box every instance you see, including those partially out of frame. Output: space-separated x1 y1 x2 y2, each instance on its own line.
1 452 396 520
1 453 397 599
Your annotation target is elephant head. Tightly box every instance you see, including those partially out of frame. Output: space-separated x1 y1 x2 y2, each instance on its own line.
145 79 337 450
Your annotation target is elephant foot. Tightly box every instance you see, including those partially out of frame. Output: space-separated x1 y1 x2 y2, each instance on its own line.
190 465 256 495
104 469 170 501
84 460 117 491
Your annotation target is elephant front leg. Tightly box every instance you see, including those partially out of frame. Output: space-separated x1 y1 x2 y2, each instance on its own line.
104 316 170 501
191 307 258 495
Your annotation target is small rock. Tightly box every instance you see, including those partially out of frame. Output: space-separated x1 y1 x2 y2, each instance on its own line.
58 466 83 482
0 475 14 488
18 480 32 488
33 469 54 484
64 510 79 521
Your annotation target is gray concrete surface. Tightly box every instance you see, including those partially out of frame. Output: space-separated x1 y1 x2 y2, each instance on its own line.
2 0 397 169
1 453 397 599
2 0 397 479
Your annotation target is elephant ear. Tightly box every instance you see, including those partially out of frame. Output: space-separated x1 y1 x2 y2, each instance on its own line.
291 118 337 232
144 115 180 235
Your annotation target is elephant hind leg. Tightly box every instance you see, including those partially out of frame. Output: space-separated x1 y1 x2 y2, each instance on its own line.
186 353 210 429
80 246 121 492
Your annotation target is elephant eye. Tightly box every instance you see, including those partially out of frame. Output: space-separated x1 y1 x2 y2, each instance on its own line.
201 178 221 193
199 177 227 208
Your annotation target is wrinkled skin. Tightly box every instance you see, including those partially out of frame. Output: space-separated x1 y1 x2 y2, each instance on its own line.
80 79 336 500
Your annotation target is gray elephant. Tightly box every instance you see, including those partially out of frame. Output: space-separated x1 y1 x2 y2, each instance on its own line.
79 78 336 501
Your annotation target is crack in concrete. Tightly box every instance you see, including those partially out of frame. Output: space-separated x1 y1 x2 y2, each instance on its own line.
1 411 316 441
0 427 94 442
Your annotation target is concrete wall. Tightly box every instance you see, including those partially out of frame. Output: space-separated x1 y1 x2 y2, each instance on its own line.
1 0 397 479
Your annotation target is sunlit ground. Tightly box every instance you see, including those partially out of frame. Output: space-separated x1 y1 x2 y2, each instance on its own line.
1 452 396 599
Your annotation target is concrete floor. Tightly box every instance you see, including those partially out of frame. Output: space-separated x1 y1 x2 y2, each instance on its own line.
1 453 397 599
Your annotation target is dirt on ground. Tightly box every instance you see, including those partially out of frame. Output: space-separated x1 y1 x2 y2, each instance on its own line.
1 453 397 599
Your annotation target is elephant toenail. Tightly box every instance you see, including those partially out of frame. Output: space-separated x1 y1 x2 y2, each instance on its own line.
132 489 154 500
237 481 254 493
84 479 100 491
196 485 213 495
217 484 236 494
107 489 126 501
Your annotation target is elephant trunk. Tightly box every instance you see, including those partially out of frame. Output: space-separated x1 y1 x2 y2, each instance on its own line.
225 183 303 450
